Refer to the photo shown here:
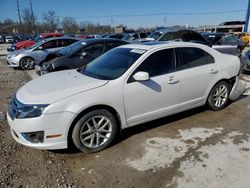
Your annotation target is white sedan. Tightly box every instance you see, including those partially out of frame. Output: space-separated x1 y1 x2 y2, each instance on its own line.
7 42 243 153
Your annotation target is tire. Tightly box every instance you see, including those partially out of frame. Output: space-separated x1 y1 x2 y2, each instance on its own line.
207 81 230 111
72 109 118 153
20 57 35 70
236 47 241 56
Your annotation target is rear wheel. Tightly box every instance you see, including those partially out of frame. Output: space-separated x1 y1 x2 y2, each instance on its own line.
20 57 35 70
72 109 118 153
207 81 230 111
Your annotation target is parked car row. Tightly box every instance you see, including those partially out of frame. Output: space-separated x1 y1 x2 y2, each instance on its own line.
142 28 244 56
6 41 244 153
6 37 78 70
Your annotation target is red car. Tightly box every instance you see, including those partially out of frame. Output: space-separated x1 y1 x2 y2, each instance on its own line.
8 33 63 52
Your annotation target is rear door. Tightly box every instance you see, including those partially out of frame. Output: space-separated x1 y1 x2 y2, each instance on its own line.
174 47 218 110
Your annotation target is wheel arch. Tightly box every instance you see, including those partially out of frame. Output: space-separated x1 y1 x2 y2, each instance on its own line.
19 56 35 65
67 104 122 147
206 76 236 101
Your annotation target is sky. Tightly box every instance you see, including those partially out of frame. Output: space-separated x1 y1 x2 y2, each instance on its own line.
0 0 248 28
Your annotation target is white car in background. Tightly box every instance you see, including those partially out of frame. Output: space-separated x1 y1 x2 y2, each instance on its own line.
5 35 14 43
7 42 243 153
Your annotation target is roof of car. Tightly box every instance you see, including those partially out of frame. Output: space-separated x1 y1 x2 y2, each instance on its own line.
118 41 207 51
77 38 128 44
43 36 80 42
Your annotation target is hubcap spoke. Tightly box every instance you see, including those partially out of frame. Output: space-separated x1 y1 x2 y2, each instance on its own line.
213 84 228 107
80 115 112 148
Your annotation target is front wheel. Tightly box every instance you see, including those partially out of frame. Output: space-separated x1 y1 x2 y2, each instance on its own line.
20 57 35 70
207 81 230 111
72 109 118 153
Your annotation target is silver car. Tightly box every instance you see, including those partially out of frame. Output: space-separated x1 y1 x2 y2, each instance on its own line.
6 37 79 70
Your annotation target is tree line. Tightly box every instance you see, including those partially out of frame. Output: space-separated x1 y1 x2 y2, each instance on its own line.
0 10 115 35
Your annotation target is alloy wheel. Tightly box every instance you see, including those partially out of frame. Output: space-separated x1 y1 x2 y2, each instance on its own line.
21 58 34 70
79 116 112 148
212 84 228 108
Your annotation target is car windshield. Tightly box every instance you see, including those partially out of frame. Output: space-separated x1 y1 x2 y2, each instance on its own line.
79 47 145 80
148 31 164 40
122 33 133 40
34 35 43 42
57 41 84 56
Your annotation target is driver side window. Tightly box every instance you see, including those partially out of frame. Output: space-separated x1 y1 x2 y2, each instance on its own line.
135 49 175 77
41 40 57 49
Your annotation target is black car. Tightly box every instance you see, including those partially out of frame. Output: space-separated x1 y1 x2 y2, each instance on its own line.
36 38 128 75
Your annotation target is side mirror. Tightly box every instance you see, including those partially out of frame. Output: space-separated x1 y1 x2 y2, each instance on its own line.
131 37 135 40
38 46 43 50
133 71 149 81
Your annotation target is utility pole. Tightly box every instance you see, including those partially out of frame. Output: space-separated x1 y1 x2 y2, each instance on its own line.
16 0 23 33
110 16 113 33
29 0 36 34
164 15 167 26
244 0 250 32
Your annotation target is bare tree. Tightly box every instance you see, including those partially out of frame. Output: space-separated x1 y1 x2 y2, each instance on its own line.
22 8 34 33
42 11 59 32
0 19 18 34
79 21 112 34
62 17 79 34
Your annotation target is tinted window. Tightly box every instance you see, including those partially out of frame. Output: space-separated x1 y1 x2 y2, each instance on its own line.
139 33 148 38
106 42 122 51
132 34 139 40
221 35 237 43
80 48 144 80
82 43 105 58
178 47 214 70
135 49 175 77
58 39 76 47
41 40 57 49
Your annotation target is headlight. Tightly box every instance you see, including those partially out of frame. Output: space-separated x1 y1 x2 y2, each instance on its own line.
9 54 18 58
16 104 49 118
8 95 49 119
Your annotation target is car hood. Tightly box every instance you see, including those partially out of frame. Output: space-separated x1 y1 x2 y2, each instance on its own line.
16 69 108 104
8 48 27 56
15 40 36 48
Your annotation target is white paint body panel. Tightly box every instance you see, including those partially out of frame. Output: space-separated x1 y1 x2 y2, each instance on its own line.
7 42 242 150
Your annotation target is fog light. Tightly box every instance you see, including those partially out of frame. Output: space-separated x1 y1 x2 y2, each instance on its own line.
21 131 44 143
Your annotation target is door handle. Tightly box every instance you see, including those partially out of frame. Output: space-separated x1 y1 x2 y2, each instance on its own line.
210 69 218 74
168 76 179 84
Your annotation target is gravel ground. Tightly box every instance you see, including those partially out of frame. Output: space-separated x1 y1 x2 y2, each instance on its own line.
0 57 83 188
1 46 250 188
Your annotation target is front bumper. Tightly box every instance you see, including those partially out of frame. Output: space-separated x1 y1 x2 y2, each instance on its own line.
7 111 76 150
6 56 20 67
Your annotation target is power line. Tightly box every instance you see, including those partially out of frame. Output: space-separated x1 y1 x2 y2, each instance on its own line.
56 9 246 19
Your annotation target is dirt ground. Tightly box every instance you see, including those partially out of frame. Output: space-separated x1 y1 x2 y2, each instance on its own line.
1 48 250 188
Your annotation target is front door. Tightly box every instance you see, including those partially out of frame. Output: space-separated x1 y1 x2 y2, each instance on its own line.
123 48 180 126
